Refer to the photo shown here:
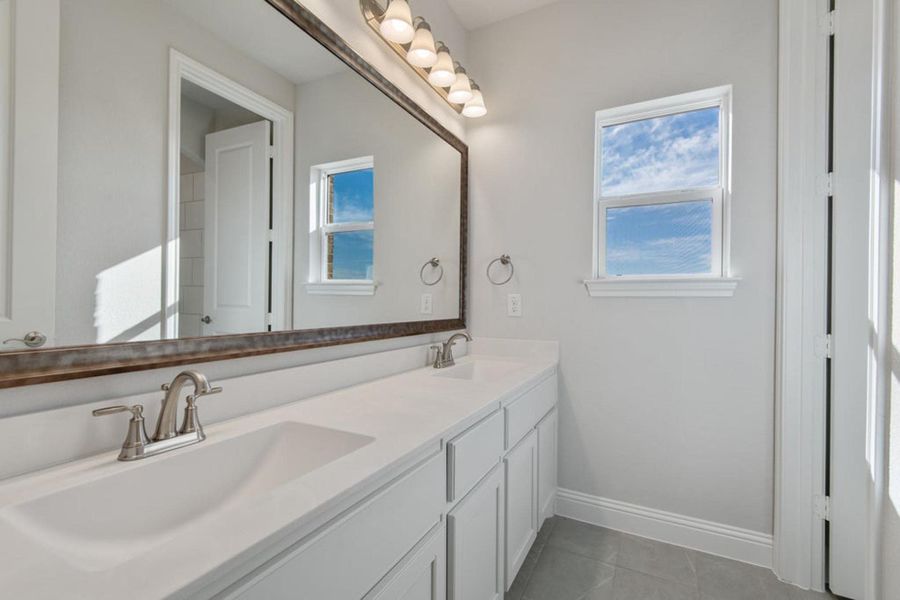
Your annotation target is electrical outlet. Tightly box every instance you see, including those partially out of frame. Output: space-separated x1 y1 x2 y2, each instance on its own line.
420 293 433 315
507 293 522 317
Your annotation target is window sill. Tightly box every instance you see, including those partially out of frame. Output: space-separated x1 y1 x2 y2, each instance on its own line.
583 277 740 298
305 281 377 296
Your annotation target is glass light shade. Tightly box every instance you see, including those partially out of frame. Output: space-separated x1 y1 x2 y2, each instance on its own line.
379 0 415 44
447 71 473 104
462 89 487 118
406 25 437 67
427 48 457 87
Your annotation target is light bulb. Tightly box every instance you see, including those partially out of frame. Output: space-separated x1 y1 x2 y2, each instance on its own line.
427 44 456 87
447 66 473 104
406 21 437 67
462 85 487 118
379 0 415 44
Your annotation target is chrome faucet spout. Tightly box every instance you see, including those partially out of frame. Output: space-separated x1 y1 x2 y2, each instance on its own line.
153 370 218 441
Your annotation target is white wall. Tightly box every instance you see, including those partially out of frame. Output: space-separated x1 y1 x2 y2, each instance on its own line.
466 0 778 534
294 71 461 328
0 0 467 417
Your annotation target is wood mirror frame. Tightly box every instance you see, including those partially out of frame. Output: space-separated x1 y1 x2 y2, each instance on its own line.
0 0 467 389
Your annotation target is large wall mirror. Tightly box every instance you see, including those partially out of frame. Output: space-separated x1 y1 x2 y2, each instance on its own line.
0 0 466 387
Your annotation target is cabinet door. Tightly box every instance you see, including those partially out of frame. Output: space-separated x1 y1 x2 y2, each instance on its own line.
537 408 558 526
504 429 538 588
366 525 446 600
447 465 504 600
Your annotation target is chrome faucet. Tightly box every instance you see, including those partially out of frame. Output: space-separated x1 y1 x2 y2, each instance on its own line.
93 370 222 461
431 332 472 369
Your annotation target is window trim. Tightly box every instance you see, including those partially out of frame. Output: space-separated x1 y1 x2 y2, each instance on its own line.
589 85 735 296
307 156 376 295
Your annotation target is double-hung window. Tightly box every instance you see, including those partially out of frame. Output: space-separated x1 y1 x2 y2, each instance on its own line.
589 86 737 297
308 157 375 294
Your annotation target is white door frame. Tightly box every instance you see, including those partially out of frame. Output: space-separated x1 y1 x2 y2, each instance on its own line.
165 49 294 338
775 0 891 597
774 0 830 590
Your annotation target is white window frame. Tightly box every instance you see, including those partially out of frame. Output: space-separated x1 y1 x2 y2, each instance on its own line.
306 156 376 296
586 85 739 298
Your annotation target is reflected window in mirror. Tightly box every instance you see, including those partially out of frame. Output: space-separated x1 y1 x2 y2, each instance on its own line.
314 157 375 283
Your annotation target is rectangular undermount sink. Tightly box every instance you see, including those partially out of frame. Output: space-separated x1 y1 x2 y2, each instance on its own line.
0 422 373 572
433 358 527 382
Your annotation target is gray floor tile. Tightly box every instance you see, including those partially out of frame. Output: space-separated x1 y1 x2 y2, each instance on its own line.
522 546 615 600
534 516 558 550
546 517 621 564
612 567 699 600
506 542 542 600
617 533 698 586
695 552 789 600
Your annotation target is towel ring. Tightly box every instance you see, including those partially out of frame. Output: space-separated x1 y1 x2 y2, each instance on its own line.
486 254 514 285
420 258 443 286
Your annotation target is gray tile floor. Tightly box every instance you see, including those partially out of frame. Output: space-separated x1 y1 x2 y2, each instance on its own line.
506 517 840 600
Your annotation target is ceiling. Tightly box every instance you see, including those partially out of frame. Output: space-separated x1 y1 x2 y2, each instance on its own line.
446 0 561 30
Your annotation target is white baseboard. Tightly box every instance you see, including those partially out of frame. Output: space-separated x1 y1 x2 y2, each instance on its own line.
555 488 773 568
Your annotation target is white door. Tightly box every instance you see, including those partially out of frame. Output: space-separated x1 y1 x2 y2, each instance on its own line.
828 0 880 597
0 0 59 350
447 465 504 600
537 408 558 526
505 429 538 589
202 120 270 335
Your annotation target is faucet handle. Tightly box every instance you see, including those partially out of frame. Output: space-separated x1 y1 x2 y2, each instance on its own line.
198 386 223 398
93 404 144 418
92 404 149 461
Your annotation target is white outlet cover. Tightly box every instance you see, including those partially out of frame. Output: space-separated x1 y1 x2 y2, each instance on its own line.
507 293 522 317
420 293 433 315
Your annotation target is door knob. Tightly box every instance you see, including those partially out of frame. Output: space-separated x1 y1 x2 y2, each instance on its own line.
2 331 47 348
201 316 212 324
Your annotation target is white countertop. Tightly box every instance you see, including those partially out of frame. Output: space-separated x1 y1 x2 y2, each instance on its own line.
0 347 557 599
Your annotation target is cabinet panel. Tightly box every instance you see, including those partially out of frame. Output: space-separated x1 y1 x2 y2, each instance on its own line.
229 452 444 600
505 375 556 449
366 524 446 600
537 408 557 525
504 429 538 588
447 465 504 600
447 410 504 503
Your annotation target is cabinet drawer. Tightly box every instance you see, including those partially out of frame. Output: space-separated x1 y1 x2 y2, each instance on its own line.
447 410 504 502
505 374 557 449
229 452 445 600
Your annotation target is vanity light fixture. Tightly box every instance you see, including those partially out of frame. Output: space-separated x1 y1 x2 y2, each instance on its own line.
462 82 487 118
447 64 473 104
379 0 415 43
360 0 487 117
406 18 437 68
428 43 457 87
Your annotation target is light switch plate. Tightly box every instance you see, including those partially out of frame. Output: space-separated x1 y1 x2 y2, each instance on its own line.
507 293 522 317
420 293 433 315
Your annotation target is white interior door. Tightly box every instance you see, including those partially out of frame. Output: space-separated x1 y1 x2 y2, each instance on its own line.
202 120 270 336
828 0 878 597
0 0 59 351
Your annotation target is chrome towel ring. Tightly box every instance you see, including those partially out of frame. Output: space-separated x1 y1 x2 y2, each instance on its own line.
486 254 514 285
420 257 444 286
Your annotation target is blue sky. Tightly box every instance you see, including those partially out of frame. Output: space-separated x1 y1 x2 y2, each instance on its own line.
330 169 374 279
601 107 719 275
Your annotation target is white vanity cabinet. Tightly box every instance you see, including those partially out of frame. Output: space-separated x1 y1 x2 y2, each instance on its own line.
502 373 558 588
223 452 445 600
504 429 538 584
537 408 558 525
365 525 446 600
447 465 505 600
214 370 558 600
